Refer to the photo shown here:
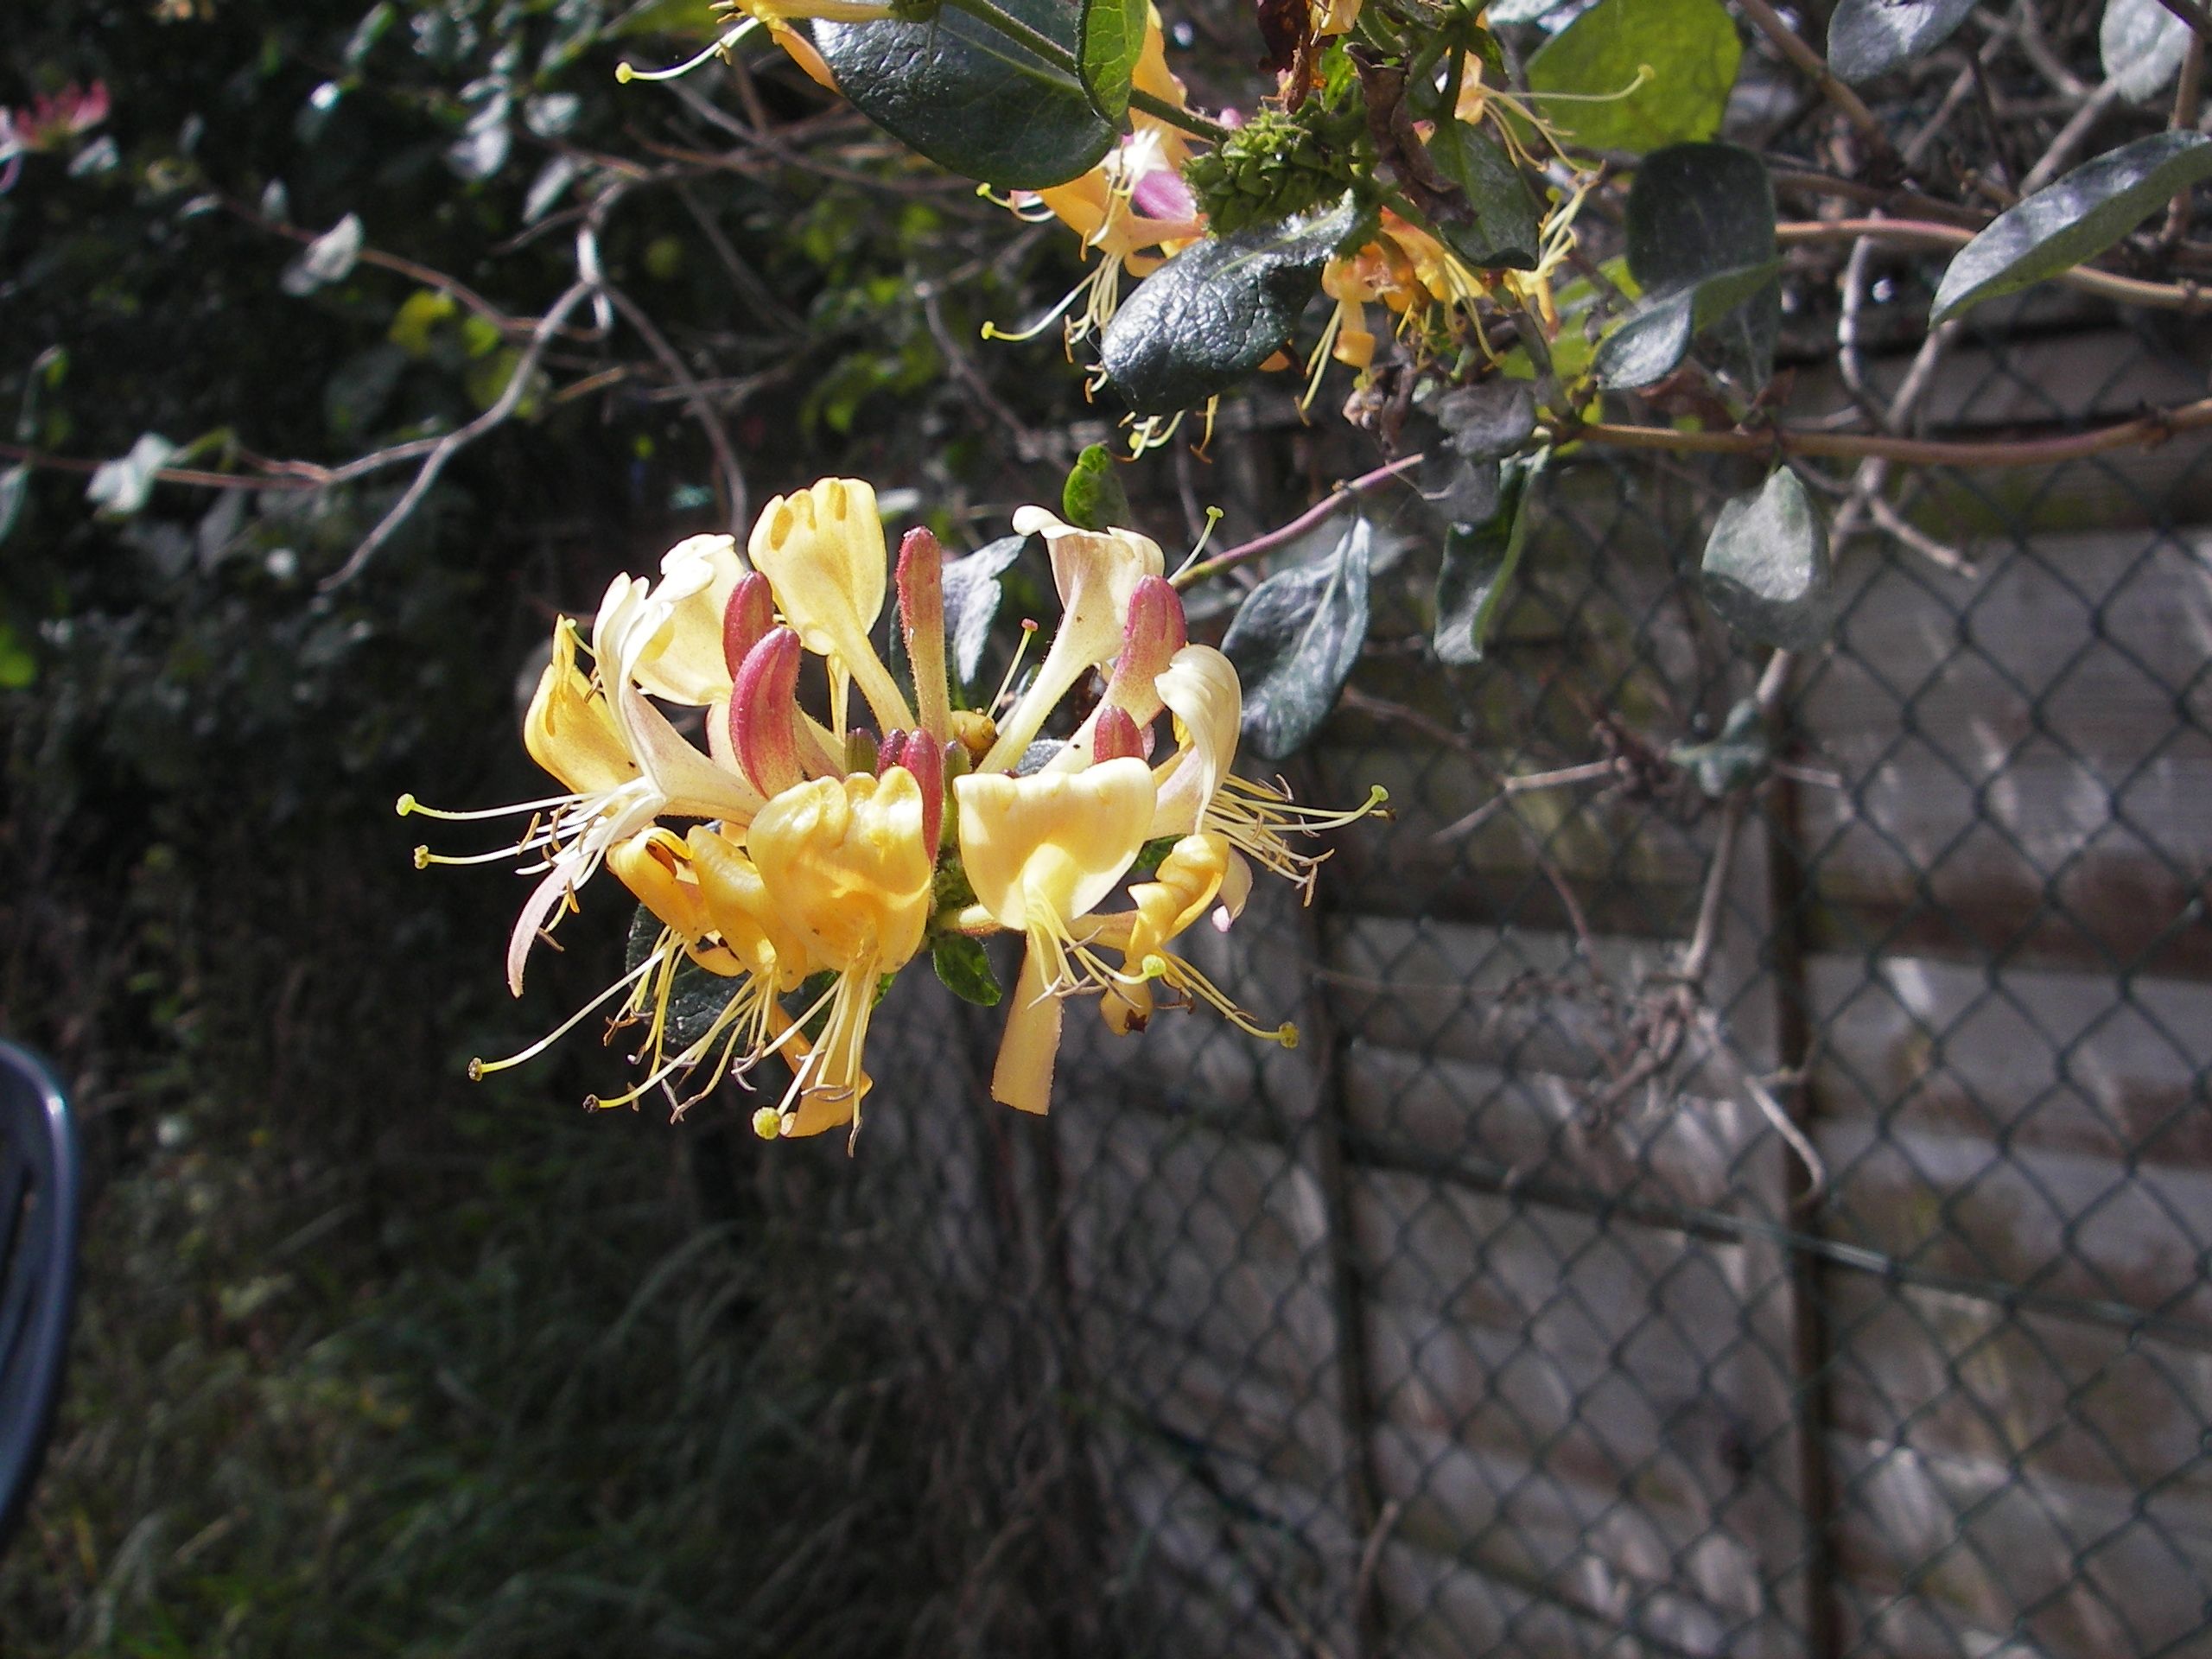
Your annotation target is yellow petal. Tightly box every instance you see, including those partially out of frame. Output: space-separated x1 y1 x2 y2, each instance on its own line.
747 769 934 974
953 756 1156 932
524 617 637 796
990 942 1062 1115
747 479 915 737
631 534 747 704
608 827 715 947
1149 645 1242 836
982 510 1166 772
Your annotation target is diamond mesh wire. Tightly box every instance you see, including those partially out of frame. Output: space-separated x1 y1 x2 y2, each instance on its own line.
847 321 2212 1659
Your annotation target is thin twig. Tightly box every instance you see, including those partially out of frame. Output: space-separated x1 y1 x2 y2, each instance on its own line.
1775 218 2212 310
2018 78 2127 194
2168 36 2207 245
1428 761 1620 845
601 282 748 532
320 279 596 590
1560 392 2212 467
1173 454 1426 588
1730 0 1899 168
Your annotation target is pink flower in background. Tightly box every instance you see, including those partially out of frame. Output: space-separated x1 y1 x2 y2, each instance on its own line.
0 80 110 192
12 81 110 151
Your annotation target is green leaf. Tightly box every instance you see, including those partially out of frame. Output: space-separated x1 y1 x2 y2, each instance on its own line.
1669 698 1770 797
1221 516 1372 760
1078 0 1147 122
1423 118 1543 270
0 621 34 692
1700 467 1835 651
86 434 178 519
1929 133 2212 323
1624 143 1778 390
1100 199 1357 416
943 534 1025 685
1525 0 1741 156
931 934 1004 1007
2102 0 2196 103
0 465 27 549
1062 443 1132 530
1825 0 1976 82
1434 453 1544 666
811 0 1116 190
1592 260 1779 390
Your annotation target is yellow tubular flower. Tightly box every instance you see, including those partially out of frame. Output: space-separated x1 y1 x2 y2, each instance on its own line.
460 570 764 999
953 757 1158 1114
1148 644 1389 899
628 533 748 705
747 478 918 742
1096 831 1230 1035
981 510 1165 772
524 616 637 797
747 768 935 1141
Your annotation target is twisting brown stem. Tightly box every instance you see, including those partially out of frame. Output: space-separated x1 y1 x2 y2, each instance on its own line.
1172 454 1426 588
1729 0 1899 168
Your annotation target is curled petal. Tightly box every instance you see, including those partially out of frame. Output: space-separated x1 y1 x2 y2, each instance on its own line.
1150 644 1242 838
748 768 935 975
954 757 1156 934
990 943 1063 1115
632 534 749 704
524 617 637 797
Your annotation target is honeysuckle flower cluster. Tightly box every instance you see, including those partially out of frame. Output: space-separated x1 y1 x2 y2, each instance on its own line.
406 480 1384 1147
988 9 1593 410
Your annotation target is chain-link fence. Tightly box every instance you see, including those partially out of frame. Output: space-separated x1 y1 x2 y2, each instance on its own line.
833 307 2212 1659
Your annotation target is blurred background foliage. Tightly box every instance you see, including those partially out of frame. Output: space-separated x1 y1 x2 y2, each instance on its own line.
0 0 1144 1649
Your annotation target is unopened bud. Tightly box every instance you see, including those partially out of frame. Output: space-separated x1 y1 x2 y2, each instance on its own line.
728 626 806 797
1103 575 1185 726
889 727 945 859
721 571 777 678
1091 704 1146 763
876 728 909 774
897 527 952 744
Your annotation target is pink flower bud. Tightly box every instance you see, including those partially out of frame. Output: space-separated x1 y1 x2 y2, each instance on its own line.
876 728 909 773
1102 575 1186 728
728 626 806 797
721 571 777 679
1091 705 1146 764
896 526 951 743
888 728 944 860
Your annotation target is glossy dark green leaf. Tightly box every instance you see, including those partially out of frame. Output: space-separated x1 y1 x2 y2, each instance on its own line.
943 534 1025 685
1700 467 1835 650
811 0 1116 190
931 934 1004 1007
2101 0 2194 103
1625 143 1778 390
1062 442 1132 530
1424 118 1542 270
1221 515 1372 760
1078 0 1147 122
1592 260 1779 389
1826 0 1977 82
1930 132 2212 322
1099 199 1356 416
1434 453 1545 666
1525 0 1740 155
